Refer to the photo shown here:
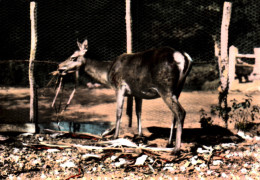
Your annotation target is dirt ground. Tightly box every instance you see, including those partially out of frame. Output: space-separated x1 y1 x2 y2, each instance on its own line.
1 86 260 145
0 85 260 179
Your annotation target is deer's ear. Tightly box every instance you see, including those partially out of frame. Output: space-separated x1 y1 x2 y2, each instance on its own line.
81 39 88 50
77 41 82 50
77 39 88 51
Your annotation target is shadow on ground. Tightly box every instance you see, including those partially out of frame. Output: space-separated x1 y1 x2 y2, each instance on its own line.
0 88 115 124
147 125 244 145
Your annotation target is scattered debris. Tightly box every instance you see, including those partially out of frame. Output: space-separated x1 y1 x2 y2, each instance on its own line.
134 155 148 166
0 130 259 179
98 138 138 147
0 135 9 141
237 130 253 140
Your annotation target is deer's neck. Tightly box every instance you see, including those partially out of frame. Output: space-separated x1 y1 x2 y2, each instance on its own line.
84 58 112 85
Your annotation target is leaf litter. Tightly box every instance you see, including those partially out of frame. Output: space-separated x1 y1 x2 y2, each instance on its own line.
0 129 259 179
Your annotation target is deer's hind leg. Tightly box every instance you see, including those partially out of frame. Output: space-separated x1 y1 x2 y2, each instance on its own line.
160 92 186 153
114 84 127 139
126 96 133 127
135 97 143 137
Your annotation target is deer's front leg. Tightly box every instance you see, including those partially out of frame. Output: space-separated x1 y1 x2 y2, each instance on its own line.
114 84 127 139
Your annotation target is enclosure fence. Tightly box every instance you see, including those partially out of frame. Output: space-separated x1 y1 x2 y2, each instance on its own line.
0 0 260 86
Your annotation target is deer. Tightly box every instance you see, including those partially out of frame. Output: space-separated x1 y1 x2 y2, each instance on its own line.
54 39 192 153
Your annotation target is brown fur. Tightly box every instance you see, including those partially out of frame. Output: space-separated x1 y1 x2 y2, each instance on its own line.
56 40 192 153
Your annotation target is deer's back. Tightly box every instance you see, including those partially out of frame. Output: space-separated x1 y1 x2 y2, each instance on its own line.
108 47 190 98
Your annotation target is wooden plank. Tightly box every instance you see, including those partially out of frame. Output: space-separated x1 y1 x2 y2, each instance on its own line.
236 54 255 58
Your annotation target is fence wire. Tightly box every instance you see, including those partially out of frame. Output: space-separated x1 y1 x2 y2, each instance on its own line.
0 0 259 86
0 0 260 125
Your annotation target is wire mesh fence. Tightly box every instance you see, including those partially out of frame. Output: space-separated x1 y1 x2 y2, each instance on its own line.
0 0 259 87
1 0 260 127
131 0 220 61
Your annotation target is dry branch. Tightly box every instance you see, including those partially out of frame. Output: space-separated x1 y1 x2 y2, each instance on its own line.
43 129 102 140
60 88 76 115
52 77 63 108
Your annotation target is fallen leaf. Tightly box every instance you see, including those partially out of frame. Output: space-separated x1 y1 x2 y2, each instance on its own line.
134 155 148 166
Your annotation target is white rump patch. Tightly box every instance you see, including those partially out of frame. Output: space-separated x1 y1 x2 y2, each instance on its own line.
173 51 185 76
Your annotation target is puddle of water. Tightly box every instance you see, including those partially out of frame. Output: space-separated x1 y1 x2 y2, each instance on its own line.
39 121 112 135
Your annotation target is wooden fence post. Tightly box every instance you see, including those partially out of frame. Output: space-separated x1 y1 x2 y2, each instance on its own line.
228 45 238 88
219 2 232 92
125 0 132 54
218 2 232 128
249 48 260 80
125 0 134 128
29 1 38 132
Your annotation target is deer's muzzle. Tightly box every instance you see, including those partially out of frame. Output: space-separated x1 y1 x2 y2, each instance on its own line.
51 67 76 76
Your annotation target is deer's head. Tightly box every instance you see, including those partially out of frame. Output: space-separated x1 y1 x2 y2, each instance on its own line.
53 39 88 76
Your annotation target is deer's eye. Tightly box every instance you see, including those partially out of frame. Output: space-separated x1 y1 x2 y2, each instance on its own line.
71 57 77 62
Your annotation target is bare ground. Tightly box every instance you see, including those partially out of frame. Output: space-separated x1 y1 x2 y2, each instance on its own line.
0 86 259 179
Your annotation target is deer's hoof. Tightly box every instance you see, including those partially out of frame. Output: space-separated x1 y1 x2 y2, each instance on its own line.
171 148 181 155
101 128 115 138
113 134 119 140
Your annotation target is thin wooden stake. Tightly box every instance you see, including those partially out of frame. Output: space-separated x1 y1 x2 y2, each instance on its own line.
29 1 38 131
125 0 132 54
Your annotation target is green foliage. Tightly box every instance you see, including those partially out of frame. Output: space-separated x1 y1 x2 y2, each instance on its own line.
230 95 260 131
184 64 219 90
199 109 213 129
210 95 260 132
